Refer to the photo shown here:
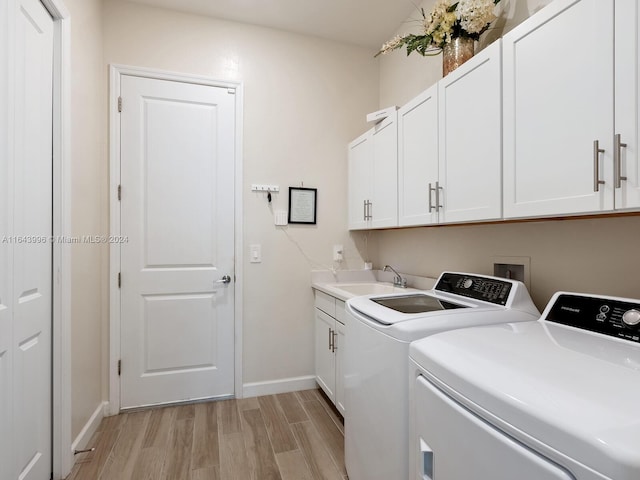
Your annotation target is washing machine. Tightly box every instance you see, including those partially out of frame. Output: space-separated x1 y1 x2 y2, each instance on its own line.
409 291 640 480
344 271 540 480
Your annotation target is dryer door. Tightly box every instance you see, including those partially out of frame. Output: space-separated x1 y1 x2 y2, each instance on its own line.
412 375 576 480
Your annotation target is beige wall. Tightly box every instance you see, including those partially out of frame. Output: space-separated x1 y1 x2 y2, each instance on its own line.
102 1 378 386
373 0 640 312
378 0 554 107
64 0 108 438
374 217 640 311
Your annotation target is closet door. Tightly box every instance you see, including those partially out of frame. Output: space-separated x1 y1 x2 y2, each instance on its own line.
8 1 54 479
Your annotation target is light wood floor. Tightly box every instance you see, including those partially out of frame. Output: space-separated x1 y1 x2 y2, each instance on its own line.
66 389 347 480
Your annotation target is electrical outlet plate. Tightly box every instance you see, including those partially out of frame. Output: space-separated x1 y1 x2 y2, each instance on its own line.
333 244 343 262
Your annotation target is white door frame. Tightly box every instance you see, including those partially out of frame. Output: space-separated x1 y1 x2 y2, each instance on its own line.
4 0 72 477
108 64 244 415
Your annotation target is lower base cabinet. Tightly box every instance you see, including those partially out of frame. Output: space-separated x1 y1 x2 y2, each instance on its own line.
314 290 345 416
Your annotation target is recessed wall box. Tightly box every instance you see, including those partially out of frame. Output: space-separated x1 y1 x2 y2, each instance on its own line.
366 106 398 124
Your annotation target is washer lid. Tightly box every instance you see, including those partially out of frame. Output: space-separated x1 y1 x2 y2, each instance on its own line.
371 294 467 314
348 292 476 325
410 321 640 479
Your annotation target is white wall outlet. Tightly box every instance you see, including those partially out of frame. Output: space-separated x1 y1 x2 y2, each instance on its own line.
333 244 343 262
250 244 262 263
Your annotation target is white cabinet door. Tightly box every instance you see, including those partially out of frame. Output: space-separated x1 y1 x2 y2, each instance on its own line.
503 0 614 218
439 40 502 224
334 318 346 416
371 112 398 228
348 131 372 230
614 0 640 210
398 85 439 226
314 309 335 400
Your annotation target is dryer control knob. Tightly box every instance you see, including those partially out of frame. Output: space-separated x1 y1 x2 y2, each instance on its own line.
462 279 473 289
622 309 640 327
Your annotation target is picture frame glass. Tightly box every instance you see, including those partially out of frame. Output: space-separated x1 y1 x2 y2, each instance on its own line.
288 187 317 224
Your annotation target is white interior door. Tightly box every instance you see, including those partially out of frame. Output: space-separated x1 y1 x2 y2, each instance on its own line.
2 0 54 479
119 75 236 409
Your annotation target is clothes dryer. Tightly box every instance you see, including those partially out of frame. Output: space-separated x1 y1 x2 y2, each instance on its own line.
409 292 640 480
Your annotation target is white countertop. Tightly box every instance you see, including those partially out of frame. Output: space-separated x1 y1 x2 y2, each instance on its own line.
311 269 437 301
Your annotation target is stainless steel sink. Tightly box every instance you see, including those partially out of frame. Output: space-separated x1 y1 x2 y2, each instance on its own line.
333 283 413 296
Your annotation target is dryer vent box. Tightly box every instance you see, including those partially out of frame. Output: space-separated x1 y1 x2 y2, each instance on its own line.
492 256 531 289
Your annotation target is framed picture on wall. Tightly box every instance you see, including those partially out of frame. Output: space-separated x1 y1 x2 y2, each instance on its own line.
288 187 317 224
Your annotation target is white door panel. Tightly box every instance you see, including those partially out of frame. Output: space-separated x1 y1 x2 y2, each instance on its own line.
0 69 12 480
398 85 439 226
503 0 614 217
413 375 576 480
120 75 236 408
615 0 640 210
348 132 372 230
371 113 398 228
439 41 502 224
10 0 54 479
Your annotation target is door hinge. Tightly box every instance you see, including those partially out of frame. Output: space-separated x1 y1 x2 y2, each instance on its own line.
118 272 121 288
118 359 121 376
118 96 122 112
117 184 121 201
227 88 235 95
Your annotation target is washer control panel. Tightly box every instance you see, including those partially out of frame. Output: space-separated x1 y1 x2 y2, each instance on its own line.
435 273 512 305
546 294 640 343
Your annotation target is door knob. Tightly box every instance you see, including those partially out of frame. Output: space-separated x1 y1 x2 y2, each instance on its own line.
215 275 231 284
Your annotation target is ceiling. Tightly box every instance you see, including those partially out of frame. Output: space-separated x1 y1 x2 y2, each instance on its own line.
117 0 417 49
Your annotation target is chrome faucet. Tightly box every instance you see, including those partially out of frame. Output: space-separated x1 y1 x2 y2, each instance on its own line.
383 265 407 288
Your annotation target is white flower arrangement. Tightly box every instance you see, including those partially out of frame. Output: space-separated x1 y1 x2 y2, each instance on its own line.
377 0 501 57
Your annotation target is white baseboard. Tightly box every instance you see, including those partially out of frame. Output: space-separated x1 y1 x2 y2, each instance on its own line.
243 375 317 398
70 401 108 454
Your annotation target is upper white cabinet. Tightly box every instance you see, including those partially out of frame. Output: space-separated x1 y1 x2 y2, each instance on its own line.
397 42 502 227
503 0 615 218
349 0 640 229
438 40 503 223
371 113 399 228
398 84 439 226
614 0 640 210
348 131 372 230
348 113 398 230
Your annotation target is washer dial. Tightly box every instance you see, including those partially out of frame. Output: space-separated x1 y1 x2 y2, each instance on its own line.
622 309 640 327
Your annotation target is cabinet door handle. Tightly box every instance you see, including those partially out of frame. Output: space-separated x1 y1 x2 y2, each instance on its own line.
614 133 628 189
428 183 435 212
435 181 443 212
363 200 367 221
368 201 372 220
332 331 338 353
328 328 333 351
593 140 605 192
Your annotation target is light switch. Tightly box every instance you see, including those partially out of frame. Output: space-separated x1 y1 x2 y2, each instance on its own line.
250 244 261 263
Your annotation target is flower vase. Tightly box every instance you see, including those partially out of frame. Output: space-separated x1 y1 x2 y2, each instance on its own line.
442 37 475 77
